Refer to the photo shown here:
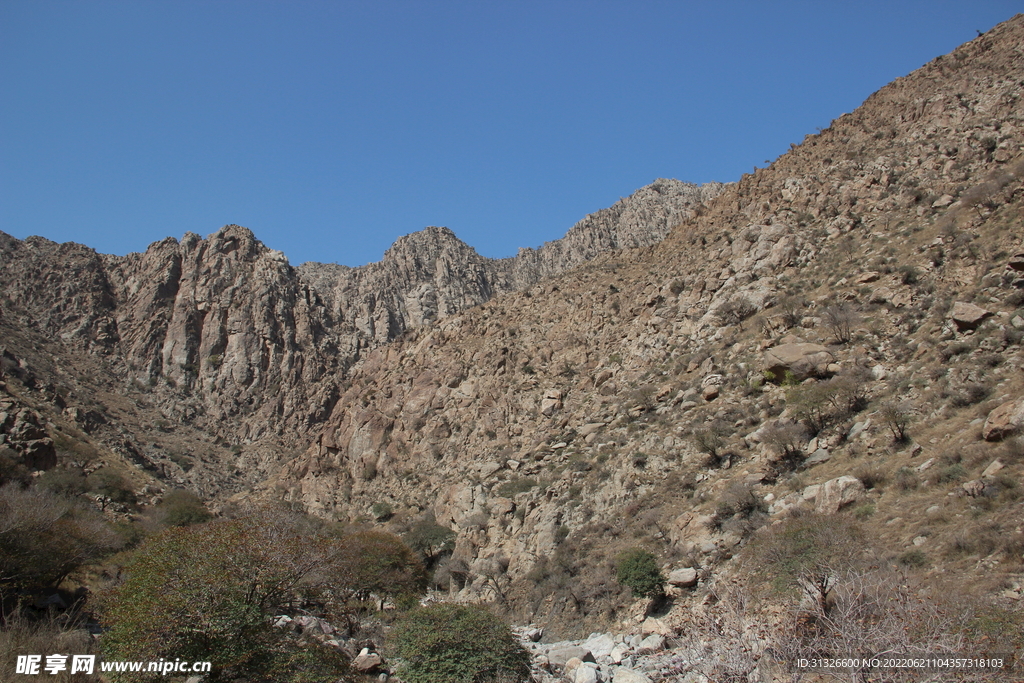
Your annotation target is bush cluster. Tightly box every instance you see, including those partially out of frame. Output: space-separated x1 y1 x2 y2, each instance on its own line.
615 548 665 598
391 603 530 683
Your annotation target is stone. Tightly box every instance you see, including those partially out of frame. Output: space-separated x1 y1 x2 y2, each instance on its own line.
762 343 835 380
815 476 864 514
982 400 1024 441
575 664 601 683
803 448 831 467
848 420 869 440
667 567 698 588
681 673 710 683
962 480 985 497
640 616 671 635
856 271 880 283
582 633 617 659
950 302 993 331
913 536 928 546
613 669 652 683
638 634 665 652
548 646 594 668
352 651 383 673
982 459 1004 477
540 388 564 416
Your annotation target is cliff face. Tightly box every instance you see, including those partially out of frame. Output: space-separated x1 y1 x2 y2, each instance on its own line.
298 179 723 344
0 178 718 494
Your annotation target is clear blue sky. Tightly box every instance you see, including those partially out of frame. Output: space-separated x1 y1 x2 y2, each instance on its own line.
2 1 1018 266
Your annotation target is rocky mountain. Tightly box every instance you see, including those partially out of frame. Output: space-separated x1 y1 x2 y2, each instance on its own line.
0 179 720 496
270 13 1024 639
3 14 1024 675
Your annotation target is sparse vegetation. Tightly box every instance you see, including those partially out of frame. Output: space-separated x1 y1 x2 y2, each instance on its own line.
615 548 665 598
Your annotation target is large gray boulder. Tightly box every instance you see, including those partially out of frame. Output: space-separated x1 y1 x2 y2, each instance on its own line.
762 343 835 380
982 399 1024 441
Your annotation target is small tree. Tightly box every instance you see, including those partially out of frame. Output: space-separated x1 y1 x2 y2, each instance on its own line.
717 295 758 330
616 548 665 598
334 530 426 604
691 420 730 465
100 513 354 682
391 603 530 683
879 401 912 443
750 513 862 615
822 303 857 344
155 489 211 527
403 518 456 566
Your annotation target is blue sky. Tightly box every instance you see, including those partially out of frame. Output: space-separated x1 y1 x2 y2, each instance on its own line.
1 2 1019 266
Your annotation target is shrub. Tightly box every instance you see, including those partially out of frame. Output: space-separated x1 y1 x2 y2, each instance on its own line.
879 401 912 443
403 518 456 565
371 501 394 521
496 477 539 498
0 484 121 592
898 549 929 567
748 513 862 614
37 467 87 497
691 420 729 464
86 470 136 506
100 513 353 682
391 603 530 683
895 467 920 491
616 548 665 598
155 489 211 527
822 303 858 344
335 530 426 602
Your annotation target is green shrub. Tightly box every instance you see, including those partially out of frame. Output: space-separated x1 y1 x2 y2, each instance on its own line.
898 549 929 567
156 489 211 527
86 470 136 505
496 477 539 498
371 501 394 521
335 530 426 602
391 603 530 683
100 514 353 682
748 513 861 613
403 519 456 564
615 548 665 598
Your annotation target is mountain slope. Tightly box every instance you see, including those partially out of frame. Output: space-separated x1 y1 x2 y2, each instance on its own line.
0 179 720 496
273 15 1024 636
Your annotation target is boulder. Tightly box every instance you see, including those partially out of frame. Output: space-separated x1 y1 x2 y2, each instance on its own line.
575 664 601 683
950 302 992 331
982 459 1004 477
815 476 864 514
540 388 564 416
638 634 665 653
667 567 698 588
547 646 594 668
982 399 1024 441
613 669 653 683
962 480 985 497
352 650 383 674
639 616 671 636
762 343 835 380
803 448 831 467
582 633 616 659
